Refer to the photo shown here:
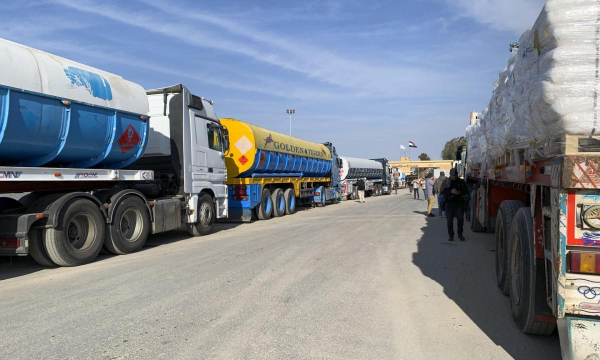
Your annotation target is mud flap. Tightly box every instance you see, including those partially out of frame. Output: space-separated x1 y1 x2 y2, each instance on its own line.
558 316 600 360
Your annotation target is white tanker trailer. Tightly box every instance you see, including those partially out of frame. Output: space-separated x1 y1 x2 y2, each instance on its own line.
339 156 391 199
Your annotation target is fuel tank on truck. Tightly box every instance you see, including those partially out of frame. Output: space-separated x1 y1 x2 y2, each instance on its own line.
220 118 332 178
0 38 149 169
340 156 383 179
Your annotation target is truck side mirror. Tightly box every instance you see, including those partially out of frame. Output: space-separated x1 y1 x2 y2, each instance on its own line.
222 127 230 155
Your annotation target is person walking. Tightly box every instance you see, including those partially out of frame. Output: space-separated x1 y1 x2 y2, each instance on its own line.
434 171 447 217
393 173 399 195
442 168 468 241
412 179 420 199
426 174 436 217
357 178 366 203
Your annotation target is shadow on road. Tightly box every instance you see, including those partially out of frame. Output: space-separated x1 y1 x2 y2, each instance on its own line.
412 207 561 360
0 222 243 282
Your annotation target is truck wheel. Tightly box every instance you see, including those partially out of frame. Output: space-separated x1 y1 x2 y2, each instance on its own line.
28 229 56 267
256 188 273 220
44 198 105 267
509 208 556 335
496 200 524 295
470 194 485 232
284 188 296 215
271 188 286 217
105 197 150 255
187 194 216 236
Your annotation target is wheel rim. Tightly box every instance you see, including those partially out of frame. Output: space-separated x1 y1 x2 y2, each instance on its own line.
511 234 522 305
290 195 296 211
67 214 96 251
265 197 272 214
119 208 143 242
278 194 285 213
199 201 213 227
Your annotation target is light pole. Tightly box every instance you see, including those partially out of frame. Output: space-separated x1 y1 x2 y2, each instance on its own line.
286 109 295 135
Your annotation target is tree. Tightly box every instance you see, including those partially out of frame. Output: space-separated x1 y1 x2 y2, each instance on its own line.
418 153 431 161
441 136 467 160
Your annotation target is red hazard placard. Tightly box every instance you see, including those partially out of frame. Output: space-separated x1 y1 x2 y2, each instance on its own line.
238 155 248 165
118 124 141 154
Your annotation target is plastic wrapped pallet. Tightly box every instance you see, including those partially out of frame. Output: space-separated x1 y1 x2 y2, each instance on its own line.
467 0 600 173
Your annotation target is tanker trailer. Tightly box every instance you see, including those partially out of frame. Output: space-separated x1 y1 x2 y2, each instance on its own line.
340 156 391 199
220 118 341 221
0 38 227 267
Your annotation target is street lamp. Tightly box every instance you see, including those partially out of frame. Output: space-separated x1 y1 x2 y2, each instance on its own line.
286 109 295 135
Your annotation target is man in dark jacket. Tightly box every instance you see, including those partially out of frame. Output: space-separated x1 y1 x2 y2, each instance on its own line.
442 168 468 241
356 178 366 203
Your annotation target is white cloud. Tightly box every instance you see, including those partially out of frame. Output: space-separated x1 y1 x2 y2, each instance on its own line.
447 0 547 34
43 0 467 100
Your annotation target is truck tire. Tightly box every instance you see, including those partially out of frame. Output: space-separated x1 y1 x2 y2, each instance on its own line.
28 229 56 267
509 208 556 335
105 197 150 255
470 194 485 232
44 198 105 267
284 188 296 215
271 188 286 217
496 200 524 296
187 194 216 236
256 188 273 220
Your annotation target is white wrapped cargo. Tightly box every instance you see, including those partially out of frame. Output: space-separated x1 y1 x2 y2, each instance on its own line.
467 0 600 171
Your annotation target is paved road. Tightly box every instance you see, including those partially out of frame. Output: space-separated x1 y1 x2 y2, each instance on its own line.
0 192 560 360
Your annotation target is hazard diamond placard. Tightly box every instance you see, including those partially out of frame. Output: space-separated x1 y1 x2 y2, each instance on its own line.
117 124 141 154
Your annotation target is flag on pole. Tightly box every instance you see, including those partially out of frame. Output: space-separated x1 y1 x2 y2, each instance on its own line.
400 145 406 150
408 141 417 148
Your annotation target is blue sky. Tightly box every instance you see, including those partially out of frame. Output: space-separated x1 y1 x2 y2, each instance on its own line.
0 0 546 161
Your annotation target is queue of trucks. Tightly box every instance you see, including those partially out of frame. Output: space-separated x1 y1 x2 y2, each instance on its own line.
0 38 391 267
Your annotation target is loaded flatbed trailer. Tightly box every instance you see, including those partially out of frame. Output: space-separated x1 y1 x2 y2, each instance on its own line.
467 142 600 359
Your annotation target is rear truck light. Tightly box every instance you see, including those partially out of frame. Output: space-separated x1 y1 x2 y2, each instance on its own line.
140 115 148 121
315 192 321 196
233 196 248 201
567 251 600 275
234 185 246 190
233 190 246 195
35 213 48 219
1 238 19 249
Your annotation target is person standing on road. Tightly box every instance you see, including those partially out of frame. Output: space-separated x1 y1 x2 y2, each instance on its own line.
434 171 447 218
393 174 399 195
357 178 366 203
412 179 420 199
442 168 468 241
426 174 436 217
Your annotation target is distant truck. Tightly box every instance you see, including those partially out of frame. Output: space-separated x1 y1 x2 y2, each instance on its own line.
220 118 341 221
339 157 391 199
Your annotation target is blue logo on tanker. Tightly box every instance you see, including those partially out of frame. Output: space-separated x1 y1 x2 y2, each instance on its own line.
64 66 113 101
264 134 326 157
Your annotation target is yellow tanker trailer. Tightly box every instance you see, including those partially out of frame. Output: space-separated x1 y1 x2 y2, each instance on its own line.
220 118 342 221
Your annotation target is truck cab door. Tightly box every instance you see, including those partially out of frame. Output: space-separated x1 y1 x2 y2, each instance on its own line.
204 121 227 183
